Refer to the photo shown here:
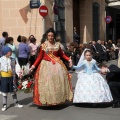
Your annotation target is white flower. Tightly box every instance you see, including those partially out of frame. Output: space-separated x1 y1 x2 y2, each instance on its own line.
22 81 28 89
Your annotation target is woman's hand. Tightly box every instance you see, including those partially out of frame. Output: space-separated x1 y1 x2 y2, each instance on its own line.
29 65 35 72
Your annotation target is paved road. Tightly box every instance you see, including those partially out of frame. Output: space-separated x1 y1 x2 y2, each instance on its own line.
0 60 119 120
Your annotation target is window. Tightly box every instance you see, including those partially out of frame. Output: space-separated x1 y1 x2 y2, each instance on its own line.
92 2 100 41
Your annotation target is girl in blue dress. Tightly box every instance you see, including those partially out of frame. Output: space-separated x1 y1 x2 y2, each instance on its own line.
72 49 113 103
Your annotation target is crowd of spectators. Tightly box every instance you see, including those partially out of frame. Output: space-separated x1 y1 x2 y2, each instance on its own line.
64 39 119 68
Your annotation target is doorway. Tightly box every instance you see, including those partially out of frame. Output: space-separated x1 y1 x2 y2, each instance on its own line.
116 14 120 40
73 0 80 40
106 6 120 42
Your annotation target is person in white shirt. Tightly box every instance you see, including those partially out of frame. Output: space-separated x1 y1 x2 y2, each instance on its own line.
5 37 17 82
0 46 23 111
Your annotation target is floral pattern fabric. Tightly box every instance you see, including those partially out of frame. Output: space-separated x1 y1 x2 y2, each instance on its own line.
33 41 73 106
73 72 113 103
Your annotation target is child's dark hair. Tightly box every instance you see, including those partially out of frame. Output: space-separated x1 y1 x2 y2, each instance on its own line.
84 49 92 55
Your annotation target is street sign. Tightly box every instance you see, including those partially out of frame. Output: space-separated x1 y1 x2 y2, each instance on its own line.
39 5 48 17
30 0 40 9
105 16 112 24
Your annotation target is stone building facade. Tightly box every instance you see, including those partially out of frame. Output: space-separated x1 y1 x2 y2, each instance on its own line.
79 0 106 43
0 0 106 44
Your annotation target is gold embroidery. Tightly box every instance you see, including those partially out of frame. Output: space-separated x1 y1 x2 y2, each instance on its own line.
41 42 48 51
41 41 60 52
48 52 68 72
38 60 73 105
33 41 73 106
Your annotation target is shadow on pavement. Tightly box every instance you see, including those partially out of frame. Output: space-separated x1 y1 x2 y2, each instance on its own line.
18 97 33 105
8 97 33 108
29 101 73 110
74 103 112 108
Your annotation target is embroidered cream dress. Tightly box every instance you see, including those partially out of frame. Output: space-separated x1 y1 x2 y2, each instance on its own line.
33 41 73 106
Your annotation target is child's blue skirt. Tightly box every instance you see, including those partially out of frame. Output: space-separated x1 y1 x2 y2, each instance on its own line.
0 77 14 93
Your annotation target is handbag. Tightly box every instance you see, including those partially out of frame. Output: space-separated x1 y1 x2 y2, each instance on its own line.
15 58 30 77
15 58 22 77
22 63 30 76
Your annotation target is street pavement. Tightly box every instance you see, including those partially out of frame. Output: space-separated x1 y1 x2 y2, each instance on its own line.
0 60 119 120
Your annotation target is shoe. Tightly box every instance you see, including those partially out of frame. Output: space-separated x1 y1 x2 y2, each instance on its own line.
1 105 7 111
112 102 120 108
14 103 23 108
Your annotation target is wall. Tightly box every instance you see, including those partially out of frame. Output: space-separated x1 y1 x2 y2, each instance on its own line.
0 0 45 44
0 0 106 44
80 0 106 43
65 0 73 43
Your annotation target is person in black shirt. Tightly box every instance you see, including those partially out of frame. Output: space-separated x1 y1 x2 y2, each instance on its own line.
73 27 80 44
99 63 120 108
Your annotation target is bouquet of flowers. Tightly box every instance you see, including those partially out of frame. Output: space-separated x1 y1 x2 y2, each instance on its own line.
15 59 34 93
17 76 34 93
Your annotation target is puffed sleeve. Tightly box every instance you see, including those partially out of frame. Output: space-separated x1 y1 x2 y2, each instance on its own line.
72 62 84 70
94 60 101 72
33 46 44 67
58 47 70 61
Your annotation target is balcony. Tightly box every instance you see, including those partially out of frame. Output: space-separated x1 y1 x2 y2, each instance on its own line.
106 0 120 9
